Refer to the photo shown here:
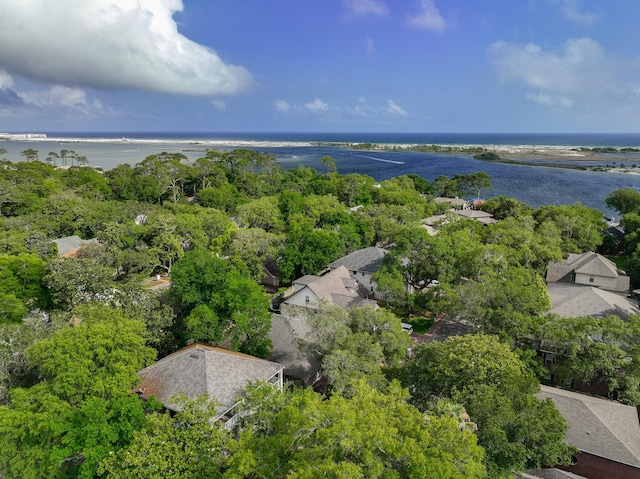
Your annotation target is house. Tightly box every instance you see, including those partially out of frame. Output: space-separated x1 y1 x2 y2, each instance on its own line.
547 282 639 320
422 209 497 235
534 385 640 479
327 246 389 299
546 252 630 293
279 265 377 319
269 265 378 383
455 208 497 225
136 343 284 426
433 197 469 210
268 314 322 384
52 235 98 257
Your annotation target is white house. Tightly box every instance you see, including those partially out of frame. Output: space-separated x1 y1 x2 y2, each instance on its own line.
280 265 376 319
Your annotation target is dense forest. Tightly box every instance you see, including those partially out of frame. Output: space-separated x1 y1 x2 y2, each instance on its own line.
1 148 638 478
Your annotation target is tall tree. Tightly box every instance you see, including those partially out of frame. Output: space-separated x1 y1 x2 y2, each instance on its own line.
228 380 487 479
0 305 155 478
605 187 640 216
171 250 272 356
98 394 233 479
20 149 39 162
402 334 574 477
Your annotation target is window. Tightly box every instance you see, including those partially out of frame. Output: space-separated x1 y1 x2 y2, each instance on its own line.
305 296 310 304
589 275 595 283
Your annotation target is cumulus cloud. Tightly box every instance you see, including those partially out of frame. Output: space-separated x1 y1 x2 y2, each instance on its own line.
386 99 408 117
408 0 446 31
551 0 599 25
343 0 389 17
489 38 607 94
0 0 252 96
20 85 89 109
487 37 640 123
274 99 291 112
211 99 226 111
305 98 329 112
0 71 14 90
526 92 574 108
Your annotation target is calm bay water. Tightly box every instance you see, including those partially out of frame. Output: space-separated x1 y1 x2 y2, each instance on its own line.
4 132 640 216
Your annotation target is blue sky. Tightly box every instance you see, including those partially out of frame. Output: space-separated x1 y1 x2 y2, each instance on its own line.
1 0 640 133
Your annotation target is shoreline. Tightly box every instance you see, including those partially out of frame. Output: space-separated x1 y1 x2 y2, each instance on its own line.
3 135 640 173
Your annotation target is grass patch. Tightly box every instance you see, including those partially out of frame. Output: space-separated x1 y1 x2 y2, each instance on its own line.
606 254 628 271
408 316 435 334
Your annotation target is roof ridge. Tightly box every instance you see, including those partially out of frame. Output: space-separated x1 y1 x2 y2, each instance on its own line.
580 396 640 462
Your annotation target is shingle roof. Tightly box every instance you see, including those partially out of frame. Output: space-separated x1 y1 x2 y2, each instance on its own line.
52 235 97 257
268 314 321 383
286 266 377 310
538 385 640 467
565 252 620 278
547 282 639 319
137 343 284 416
574 252 618 278
434 197 468 207
328 246 389 274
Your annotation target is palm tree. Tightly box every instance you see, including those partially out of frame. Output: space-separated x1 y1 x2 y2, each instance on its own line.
426 398 478 433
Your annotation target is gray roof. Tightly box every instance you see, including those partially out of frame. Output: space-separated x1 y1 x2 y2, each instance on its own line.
434 197 468 207
268 314 321 383
537 385 640 466
137 344 284 416
328 246 389 274
522 469 588 479
571 252 619 278
547 282 639 319
456 209 494 219
548 252 621 282
305 266 366 303
52 235 97 256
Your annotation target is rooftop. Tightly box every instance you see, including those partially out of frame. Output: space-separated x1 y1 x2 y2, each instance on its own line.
538 385 640 467
137 343 284 417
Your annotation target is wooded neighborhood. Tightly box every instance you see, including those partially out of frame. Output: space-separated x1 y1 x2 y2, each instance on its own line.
1 149 640 478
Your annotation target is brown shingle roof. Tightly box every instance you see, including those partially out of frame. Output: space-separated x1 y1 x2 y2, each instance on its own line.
137 343 283 417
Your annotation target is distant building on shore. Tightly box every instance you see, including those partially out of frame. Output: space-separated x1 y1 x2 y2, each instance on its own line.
0 133 47 140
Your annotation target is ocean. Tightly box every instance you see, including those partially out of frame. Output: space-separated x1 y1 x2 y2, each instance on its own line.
3 131 640 216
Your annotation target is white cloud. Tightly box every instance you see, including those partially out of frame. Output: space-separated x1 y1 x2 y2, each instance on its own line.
0 71 14 89
487 37 640 125
366 36 375 56
211 99 226 111
305 98 329 112
551 0 599 25
0 0 252 96
20 85 90 109
385 99 408 117
343 0 389 17
408 0 446 31
526 92 574 108
488 38 607 94
274 99 291 112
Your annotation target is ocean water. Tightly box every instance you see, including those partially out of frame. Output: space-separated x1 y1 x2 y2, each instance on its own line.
3 132 640 216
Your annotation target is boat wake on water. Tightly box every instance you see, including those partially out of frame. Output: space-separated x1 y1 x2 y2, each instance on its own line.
353 154 404 165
